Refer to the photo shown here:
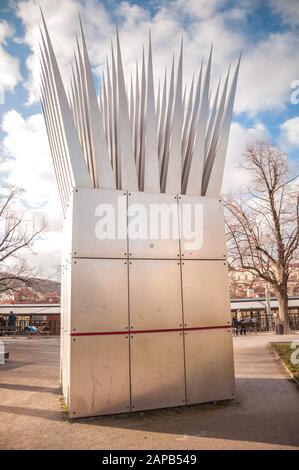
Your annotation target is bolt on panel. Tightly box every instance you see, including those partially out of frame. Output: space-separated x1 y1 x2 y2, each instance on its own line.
130 331 186 411
129 259 183 330
181 260 231 327
69 335 130 418
178 196 226 260
128 191 180 259
62 201 74 262
71 188 128 259
70 258 129 333
61 261 72 401
184 329 235 405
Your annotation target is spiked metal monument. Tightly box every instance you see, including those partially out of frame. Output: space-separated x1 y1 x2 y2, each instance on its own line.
40 12 240 418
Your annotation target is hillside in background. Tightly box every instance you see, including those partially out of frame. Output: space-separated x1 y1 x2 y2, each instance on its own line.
0 278 60 304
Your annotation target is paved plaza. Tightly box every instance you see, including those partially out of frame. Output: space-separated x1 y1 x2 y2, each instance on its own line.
0 333 298 450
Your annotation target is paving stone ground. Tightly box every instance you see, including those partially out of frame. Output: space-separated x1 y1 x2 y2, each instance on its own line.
0 333 298 450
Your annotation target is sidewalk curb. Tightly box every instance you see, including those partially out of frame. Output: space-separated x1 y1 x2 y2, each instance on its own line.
270 343 299 388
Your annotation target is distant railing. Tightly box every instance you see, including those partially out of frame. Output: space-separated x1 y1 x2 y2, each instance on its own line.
0 326 56 337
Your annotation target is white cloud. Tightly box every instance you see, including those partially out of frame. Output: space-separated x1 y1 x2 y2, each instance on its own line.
0 20 21 96
4 0 298 277
14 0 299 117
270 0 299 27
236 31 299 114
16 0 81 104
279 117 299 148
223 121 270 194
175 0 226 20
1 110 59 214
1 109 62 278
25 231 62 279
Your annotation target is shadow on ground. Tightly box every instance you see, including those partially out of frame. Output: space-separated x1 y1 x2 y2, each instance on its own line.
0 377 298 448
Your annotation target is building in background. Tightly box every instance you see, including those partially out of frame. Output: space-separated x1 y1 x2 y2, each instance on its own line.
0 304 60 335
229 263 299 299
1 298 298 336
0 279 60 305
231 297 299 331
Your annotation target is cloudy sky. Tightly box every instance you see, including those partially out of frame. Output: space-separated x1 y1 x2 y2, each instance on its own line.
0 0 299 279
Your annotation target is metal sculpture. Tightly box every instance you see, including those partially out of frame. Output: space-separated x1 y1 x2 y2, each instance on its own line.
40 10 240 418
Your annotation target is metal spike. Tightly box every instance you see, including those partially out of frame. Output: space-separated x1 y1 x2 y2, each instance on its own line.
129 74 134 138
165 38 183 194
156 79 161 122
79 21 116 189
182 60 203 188
111 41 120 187
40 36 73 199
185 45 212 195
205 76 221 157
106 55 115 171
134 62 140 172
143 30 160 192
182 74 194 165
160 54 175 192
115 27 138 190
40 13 92 189
158 68 167 166
202 65 230 194
138 47 146 189
205 54 241 195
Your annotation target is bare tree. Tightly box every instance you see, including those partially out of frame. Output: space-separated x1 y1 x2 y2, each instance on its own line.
0 187 45 296
225 142 299 334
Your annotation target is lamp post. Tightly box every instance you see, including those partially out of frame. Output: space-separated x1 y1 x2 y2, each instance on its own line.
265 284 272 331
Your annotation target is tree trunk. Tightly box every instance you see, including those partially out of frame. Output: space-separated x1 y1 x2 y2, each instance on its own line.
276 289 292 334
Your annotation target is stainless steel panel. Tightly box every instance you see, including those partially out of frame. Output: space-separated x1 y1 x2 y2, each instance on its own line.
128 191 180 259
179 195 226 259
129 260 183 330
71 258 128 333
130 332 186 411
61 261 72 403
181 260 231 327
72 188 127 258
69 335 130 418
184 329 235 404
62 203 73 262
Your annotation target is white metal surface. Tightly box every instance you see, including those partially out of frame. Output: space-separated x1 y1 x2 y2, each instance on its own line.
128 191 180 259
202 69 230 195
179 195 226 259
40 14 92 190
129 260 182 330
69 335 130 417
41 17 240 197
165 41 183 195
130 332 186 411
204 57 241 196
143 32 160 193
71 258 128 333
115 29 138 191
62 201 73 261
40 13 239 419
185 48 211 196
181 260 231 327
71 188 127 258
80 23 116 190
61 260 72 402
184 329 234 405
